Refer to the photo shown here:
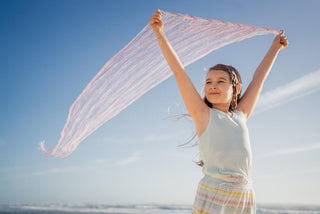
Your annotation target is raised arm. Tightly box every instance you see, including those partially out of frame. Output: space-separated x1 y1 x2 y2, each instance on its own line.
148 10 208 119
237 31 288 120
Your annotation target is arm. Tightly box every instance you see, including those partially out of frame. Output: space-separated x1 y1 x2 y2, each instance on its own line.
149 10 207 118
237 31 288 119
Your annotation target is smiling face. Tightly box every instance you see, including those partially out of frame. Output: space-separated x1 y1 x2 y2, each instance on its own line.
204 69 235 108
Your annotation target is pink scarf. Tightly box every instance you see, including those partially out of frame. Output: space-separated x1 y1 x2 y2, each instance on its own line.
40 10 280 157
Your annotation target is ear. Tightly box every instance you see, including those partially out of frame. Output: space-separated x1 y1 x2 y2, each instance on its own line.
236 83 242 95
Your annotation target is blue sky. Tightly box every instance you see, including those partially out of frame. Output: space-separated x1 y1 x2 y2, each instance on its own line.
1 0 320 205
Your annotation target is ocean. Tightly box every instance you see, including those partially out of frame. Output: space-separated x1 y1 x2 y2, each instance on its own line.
0 203 319 214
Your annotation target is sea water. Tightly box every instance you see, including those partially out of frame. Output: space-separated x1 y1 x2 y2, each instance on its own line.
0 203 319 214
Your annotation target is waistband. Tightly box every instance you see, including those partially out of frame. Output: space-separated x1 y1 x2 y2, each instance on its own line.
201 172 253 191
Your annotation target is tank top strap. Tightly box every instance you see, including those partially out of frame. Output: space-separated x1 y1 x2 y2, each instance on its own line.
232 109 247 121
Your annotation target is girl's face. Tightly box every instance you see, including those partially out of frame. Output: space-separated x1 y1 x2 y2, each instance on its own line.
204 69 234 106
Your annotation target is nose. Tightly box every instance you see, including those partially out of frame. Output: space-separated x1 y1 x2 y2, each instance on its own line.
210 82 218 89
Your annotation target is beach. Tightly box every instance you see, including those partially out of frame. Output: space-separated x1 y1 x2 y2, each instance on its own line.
0 203 319 214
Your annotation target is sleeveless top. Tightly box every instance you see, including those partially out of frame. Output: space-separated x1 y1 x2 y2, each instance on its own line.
196 107 252 185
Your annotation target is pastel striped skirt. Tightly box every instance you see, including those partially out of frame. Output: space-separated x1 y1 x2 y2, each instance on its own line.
192 175 256 214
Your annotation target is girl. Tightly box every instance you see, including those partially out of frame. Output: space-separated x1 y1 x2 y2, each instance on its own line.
149 10 288 214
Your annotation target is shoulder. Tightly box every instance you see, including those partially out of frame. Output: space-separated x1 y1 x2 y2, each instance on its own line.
195 106 211 124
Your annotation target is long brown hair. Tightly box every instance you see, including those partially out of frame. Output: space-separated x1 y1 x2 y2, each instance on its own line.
170 64 243 167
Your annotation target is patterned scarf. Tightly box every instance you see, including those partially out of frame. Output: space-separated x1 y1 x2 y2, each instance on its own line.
40 10 280 157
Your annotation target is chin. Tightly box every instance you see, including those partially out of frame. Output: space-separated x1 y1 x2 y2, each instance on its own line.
207 99 229 106
206 97 218 103
207 99 218 105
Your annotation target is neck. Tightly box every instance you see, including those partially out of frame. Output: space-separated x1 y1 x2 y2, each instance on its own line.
212 104 231 114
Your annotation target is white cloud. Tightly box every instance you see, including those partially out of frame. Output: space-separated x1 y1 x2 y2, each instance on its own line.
115 152 142 165
89 159 108 164
143 130 189 143
257 143 320 158
253 167 320 179
99 130 191 145
254 69 320 114
29 167 77 176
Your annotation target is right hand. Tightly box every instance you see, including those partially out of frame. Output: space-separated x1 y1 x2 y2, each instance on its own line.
272 30 289 50
197 160 204 167
148 10 164 35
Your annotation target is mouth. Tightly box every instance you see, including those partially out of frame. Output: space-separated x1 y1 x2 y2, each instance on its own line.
209 92 220 95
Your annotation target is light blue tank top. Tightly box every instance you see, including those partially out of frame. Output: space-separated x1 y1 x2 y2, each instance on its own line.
197 107 252 185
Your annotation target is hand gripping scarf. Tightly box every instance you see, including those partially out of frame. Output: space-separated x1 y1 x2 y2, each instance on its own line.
40 10 281 157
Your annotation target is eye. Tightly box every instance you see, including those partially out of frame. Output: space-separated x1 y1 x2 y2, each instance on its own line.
206 81 211 84
218 81 224 84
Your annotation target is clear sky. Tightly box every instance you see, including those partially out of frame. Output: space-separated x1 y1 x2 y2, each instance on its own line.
1 0 320 205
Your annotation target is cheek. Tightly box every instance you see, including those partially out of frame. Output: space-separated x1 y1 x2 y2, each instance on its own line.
204 85 209 93
225 87 234 98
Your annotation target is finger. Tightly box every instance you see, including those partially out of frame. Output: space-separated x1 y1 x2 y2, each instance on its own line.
154 10 161 16
151 15 160 20
154 12 161 18
280 38 288 46
280 30 285 36
151 13 161 20
150 17 161 23
280 35 287 41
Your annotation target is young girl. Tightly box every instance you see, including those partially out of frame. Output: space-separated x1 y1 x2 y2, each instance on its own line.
149 10 288 214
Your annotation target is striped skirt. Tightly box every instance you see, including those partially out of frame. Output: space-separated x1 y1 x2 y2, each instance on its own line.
192 175 256 214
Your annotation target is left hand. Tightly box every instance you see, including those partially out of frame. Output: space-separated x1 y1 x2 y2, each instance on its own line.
149 10 164 35
273 30 288 50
